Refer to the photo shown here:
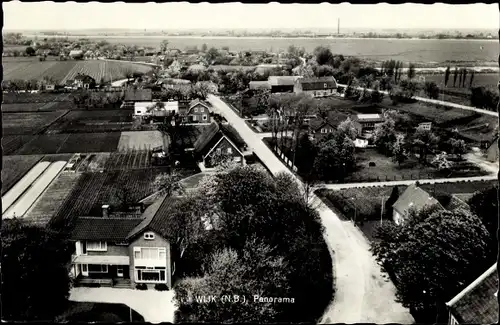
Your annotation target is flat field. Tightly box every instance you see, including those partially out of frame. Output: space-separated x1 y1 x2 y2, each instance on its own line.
2 110 69 135
423 73 498 89
103 151 153 170
2 135 37 155
117 131 166 151
387 101 476 125
14 132 121 155
47 110 133 133
1 154 45 195
3 59 153 84
2 92 72 104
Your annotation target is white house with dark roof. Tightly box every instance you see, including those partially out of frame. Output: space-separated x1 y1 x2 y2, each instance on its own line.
392 184 444 225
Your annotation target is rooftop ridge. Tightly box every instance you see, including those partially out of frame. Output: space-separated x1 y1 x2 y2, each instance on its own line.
446 263 497 307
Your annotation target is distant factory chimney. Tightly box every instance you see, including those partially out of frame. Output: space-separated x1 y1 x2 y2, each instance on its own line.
337 18 340 35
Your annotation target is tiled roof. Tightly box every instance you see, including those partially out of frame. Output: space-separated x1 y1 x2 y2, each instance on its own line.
124 88 153 101
148 196 184 240
392 184 444 216
189 99 211 111
298 76 337 90
354 113 385 123
193 122 246 155
447 263 498 324
71 217 143 241
249 81 271 90
193 122 220 154
310 112 349 131
126 194 169 240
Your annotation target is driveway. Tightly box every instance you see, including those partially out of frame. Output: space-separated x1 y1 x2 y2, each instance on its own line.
465 153 499 175
207 94 414 323
69 287 176 323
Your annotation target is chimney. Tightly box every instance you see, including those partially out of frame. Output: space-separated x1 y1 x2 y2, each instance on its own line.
102 204 110 218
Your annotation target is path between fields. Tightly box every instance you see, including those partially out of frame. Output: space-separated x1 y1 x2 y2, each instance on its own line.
207 94 414 323
338 83 499 117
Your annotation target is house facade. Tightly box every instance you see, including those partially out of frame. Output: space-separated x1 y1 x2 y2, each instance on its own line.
352 113 385 134
485 136 498 162
74 74 96 89
293 76 338 97
193 122 246 168
134 101 179 117
268 76 301 94
185 99 211 123
308 112 349 141
70 197 178 289
392 184 444 225
445 263 498 325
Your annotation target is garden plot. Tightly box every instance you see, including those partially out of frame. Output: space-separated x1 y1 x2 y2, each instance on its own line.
117 131 166 151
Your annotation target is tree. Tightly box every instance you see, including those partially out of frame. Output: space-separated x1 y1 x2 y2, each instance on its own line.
201 43 208 52
314 46 334 66
424 81 440 99
313 136 355 181
373 118 397 156
384 186 400 217
407 63 416 80
371 208 492 322
444 66 451 87
469 70 475 88
449 138 466 160
2 219 73 321
468 186 499 256
458 69 463 88
412 126 439 163
160 40 169 54
391 134 408 165
453 67 458 87
462 69 468 87
205 47 219 64
431 151 452 173
470 86 499 111
335 117 358 142
25 46 36 56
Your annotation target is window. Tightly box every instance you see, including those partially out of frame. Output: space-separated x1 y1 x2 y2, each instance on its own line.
216 148 222 154
324 83 328 88
86 241 107 252
144 232 155 240
135 267 166 283
321 128 327 134
227 147 233 154
330 129 334 133
134 247 166 260
192 115 197 121
194 107 199 113
88 264 108 273
82 264 88 272
202 114 208 120
136 110 142 114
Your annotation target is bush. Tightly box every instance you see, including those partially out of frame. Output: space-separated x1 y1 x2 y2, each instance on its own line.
369 162 376 167
135 283 147 290
154 283 169 291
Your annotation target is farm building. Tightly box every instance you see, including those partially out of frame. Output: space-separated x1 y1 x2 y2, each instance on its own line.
69 50 84 60
184 99 212 123
69 195 184 289
352 113 385 134
445 263 498 325
268 76 302 94
193 122 247 169
134 101 179 117
122 88 153 109
392 184 444 226
294 76 338 98
249 81 271 91
73 74 96 89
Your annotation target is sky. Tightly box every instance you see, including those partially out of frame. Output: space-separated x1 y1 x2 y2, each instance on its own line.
3 2 499 31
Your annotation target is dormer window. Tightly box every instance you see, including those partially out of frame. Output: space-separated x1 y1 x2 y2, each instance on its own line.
144 232 155 240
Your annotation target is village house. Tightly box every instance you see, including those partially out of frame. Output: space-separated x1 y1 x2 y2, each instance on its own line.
193 122 247 169
73 74 96 89
184 99 212 123
69 49 84 60
268 76 302 94
134 101 179 120
392 184 444 225
352 113 385 135
308 112 349 141
122 88 153 109
69 196 184 290
445 263 498 325
293 76 338 98
485 135 498 162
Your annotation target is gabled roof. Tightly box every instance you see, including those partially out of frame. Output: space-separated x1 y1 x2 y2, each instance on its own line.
193 122 245 156
392 184 444 216
268 76 301 86
126 194 169 240
446 263 498 324
310 112 349 131
71 217 143 241
124 88 153 101
297 76 337 90
188 99 211 114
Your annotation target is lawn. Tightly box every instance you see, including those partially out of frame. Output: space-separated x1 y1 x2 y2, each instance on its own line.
386 101 477 125
2 110 69 135
118 131 166 151
56 302 144 322
1 155 45 195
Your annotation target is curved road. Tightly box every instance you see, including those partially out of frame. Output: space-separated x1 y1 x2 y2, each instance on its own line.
207 94 414 323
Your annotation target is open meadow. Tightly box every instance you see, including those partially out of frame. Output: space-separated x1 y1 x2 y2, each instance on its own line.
3 58 154 84
423 73 498 89
2 110 69 135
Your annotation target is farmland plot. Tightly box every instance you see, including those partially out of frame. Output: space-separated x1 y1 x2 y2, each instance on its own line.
24 173 82 226
2 110 69 135
2 103 47 112
389 101 476 125
1 155 45 195
57 132 121 153
103 150 152 170
48 110 133 133
2 135 37 155
16 134 71 155
2 92 72 104
117 131 165 151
